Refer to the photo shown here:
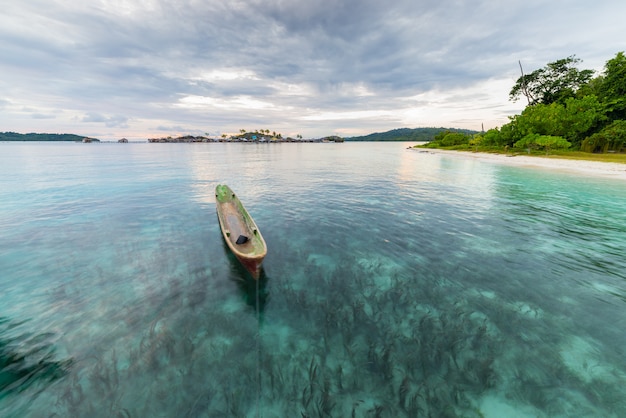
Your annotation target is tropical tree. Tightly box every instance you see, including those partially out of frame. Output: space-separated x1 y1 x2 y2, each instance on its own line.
479 128 509 147
469 134 483 151
510 56 594 105
514 103 565 137
497 115 526 146
598 51 626 120
560 95 606 146
514 133 542 153
535 135 571 154
581 120 626 153
515 133 570 155
599 52 626 99
440 132 469 146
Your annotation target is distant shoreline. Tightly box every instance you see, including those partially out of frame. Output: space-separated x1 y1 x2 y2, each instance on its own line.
416 149 626 180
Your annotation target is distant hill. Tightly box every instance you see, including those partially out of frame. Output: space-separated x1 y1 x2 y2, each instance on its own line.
346 127 478 142
0 132 99 142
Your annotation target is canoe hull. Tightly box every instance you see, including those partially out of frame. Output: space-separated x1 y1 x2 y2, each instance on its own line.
234 253 264 280
215 185 267 279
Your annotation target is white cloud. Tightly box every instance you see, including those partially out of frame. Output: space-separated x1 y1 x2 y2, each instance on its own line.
301 109 395 122
191 69 260 82
176 95 279 111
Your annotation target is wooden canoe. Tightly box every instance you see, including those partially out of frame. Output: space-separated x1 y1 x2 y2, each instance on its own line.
215 184 267 279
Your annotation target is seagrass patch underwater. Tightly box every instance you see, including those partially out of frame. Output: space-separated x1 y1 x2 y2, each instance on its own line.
1 142 625 417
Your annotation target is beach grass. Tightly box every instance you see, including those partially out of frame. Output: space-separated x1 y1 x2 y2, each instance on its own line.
542 150 626 163
416 144 626 164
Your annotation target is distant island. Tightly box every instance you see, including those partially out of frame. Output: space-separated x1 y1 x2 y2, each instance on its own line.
147 133 330 143
1 127 477 143
0 132 100 142
147 128 475 143
346 127 478 142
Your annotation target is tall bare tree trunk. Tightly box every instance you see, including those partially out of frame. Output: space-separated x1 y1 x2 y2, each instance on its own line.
518 61 532 105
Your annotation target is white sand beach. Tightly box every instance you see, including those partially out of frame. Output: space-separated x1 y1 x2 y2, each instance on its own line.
419 149 626 180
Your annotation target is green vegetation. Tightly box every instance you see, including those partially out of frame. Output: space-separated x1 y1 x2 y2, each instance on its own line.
348 127 477 142
232 129 283 141
510 56 594 106
420 52 626 158
148 130 318 143
0 132 99 142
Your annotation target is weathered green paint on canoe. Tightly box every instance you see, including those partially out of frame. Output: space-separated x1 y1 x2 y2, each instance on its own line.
215 184 267 279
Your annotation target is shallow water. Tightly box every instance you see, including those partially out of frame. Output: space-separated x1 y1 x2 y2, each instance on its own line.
1 142 625 417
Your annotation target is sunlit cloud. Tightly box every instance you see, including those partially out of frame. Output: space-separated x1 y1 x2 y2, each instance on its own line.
191 69 260 82
176 95 279 111
302 109 395 121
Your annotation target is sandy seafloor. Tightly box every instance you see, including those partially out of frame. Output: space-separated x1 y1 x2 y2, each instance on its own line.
417 149 626 180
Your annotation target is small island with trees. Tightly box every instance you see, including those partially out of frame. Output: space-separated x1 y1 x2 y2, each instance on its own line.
420 52 626 161
0 132 99 142
147 130 349 143
145 129 468 143
148 129 324 143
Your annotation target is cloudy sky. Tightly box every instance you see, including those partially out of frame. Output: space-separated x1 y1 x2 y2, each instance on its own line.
1 0 624 140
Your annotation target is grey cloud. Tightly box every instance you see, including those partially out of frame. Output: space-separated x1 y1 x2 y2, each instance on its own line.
154 125 216 137
31 113 56 119
82 113 129 128
1 0 625 139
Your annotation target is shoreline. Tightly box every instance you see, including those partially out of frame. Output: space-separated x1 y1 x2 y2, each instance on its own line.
416 149 626 180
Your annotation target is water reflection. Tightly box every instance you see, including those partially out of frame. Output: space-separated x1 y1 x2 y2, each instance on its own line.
222 239 269 314
229 270 270 314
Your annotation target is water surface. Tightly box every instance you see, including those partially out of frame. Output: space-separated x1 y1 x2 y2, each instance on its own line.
1 142 625 417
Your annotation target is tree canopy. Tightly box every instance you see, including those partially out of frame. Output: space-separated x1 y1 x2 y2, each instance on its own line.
509 56 594 106
598 51 626 120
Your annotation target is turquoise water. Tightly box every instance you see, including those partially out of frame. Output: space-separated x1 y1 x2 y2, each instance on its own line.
1 142 625 417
